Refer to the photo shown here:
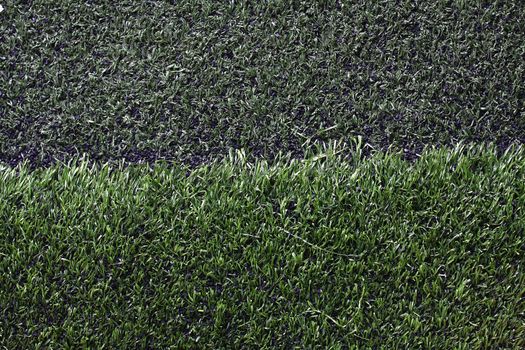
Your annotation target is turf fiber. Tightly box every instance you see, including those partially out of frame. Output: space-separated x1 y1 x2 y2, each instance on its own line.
1 0 525 348
1 0 524 167
1 144 525 348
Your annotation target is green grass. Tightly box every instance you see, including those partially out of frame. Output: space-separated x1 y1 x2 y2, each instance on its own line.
1 143 524 348
1 0 524 166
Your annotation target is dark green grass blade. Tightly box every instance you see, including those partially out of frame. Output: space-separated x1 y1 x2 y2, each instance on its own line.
1 1 524 166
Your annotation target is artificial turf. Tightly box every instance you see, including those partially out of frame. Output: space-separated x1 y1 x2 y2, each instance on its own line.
1 144 524 348
1 0 524 167
2 0 525 348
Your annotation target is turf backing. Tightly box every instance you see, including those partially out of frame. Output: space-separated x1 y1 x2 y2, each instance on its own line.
1 0 524 167
1 144 524 348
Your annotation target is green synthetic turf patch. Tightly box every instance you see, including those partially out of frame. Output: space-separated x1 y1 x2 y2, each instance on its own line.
1 144 524 348
1 1 524 166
